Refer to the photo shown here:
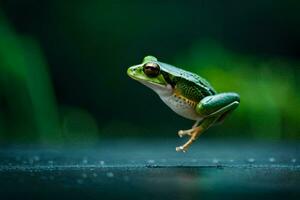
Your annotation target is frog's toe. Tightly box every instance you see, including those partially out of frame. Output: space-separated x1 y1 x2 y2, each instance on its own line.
176 146 188 152
178 130 184 138
177 129 192 138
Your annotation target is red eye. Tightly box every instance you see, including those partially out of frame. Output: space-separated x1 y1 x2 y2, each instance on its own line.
143 62 160 77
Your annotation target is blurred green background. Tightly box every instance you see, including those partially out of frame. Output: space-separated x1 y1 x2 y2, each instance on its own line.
0 0 299 144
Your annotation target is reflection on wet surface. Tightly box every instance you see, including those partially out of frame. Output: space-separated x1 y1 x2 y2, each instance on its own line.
0 140 299 200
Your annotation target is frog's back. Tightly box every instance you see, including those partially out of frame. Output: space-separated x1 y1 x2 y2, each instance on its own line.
157 61 216 120
158 61 217 95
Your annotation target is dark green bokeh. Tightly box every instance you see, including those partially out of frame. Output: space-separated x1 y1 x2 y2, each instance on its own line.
0 0 299 144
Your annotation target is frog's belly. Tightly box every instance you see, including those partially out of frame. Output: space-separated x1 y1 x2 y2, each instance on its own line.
160 94 201 121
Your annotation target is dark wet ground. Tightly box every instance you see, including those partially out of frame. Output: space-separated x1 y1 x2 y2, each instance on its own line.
0 139 299 200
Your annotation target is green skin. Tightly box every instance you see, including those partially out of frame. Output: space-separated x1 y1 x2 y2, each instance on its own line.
127 56 240 152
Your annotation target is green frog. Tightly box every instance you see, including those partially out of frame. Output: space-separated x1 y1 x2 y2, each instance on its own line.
127 56 240 152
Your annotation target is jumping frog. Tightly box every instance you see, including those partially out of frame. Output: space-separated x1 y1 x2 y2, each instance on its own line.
127 56 240 152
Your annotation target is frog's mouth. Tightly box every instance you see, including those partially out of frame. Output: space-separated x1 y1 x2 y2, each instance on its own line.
129 75 166 88
138 79 166 88
127 66 172 94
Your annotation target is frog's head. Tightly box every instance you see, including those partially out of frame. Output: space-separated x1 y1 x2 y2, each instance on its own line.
127 56 172 94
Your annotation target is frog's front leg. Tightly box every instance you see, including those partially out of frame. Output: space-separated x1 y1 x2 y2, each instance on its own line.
176 92 240 152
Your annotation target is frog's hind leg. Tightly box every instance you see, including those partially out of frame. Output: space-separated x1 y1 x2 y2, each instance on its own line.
176 117 217 152
178 120 201 138
176 92 240 152
196 92 240 120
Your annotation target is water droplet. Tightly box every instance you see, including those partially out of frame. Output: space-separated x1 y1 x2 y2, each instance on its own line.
247 158 255 163
82 158 88 164
212 159 219 164
269 157 275 162
106 172 114 178
229 159 234 163
147 160 155 164
291 158 297 163
191 159 197 162
99 160 105 165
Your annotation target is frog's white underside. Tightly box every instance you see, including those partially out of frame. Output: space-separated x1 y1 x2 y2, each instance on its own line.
139 81 202 121
159 94 202 120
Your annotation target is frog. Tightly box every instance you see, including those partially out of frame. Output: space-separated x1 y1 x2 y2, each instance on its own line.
127 56 240 152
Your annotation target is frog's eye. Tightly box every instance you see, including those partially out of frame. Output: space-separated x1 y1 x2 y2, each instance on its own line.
143 62 160 77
